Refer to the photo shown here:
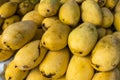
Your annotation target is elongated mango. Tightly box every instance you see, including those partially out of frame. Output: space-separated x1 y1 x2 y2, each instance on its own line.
2 15 20 30
91 35 120 71
59 0 80 27
101 7 113 28
39 47 70 79
38 0 61 17
26 67 49 80
105 0 119 10
114 12 120 31
66 55 94 80
1 20 37 50
92 68 120 80
42 16 61 31
5 60 29 80
41 22 71 51
68 22 98 56
22 10 44 26
81 0 102 26
14 40 48 70
0 1 17 18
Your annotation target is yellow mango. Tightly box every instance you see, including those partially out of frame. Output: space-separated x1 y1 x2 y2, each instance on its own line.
68 22 98 56
22 10 44 26
81 0 102 26
14 40 48 70
59 0 80 27
0 1 17 18
91 35 120 71
5 60 29 80
41 22 71 51
39 47 70 79
1 20 37 50
38 0 61 17
66 55 94 80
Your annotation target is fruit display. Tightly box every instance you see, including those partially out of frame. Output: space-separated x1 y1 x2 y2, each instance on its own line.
0 0 120 80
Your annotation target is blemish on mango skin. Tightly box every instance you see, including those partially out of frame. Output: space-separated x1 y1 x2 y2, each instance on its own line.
40 71 56 78
8 76 12 80
23 65 29 68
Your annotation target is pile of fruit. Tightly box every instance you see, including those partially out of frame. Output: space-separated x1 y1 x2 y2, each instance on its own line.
0 0 120 80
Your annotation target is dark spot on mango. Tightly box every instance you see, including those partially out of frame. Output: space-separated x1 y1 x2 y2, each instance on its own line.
15 65 17 68
43 42 46 45
3 42 12 50
58 35 62 39
23 65 29 68
47 9 50 12
8 77 12 80
79 52 83 54
41 71 55 78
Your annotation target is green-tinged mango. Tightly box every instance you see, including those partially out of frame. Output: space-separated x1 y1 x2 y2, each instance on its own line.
59 0 80 27
91 35 120 71
39 47 70 79
0 1 17 18
38 0 61 17
22 10 44 26
101 7 113 28
5 60 29 80
26 67 50 80
1 20 37 50
81 0 102 26
92 68 120 80
66 55 94 80
14 40 48 70
41 22 71 51
68 22 98 56
2 15 20 30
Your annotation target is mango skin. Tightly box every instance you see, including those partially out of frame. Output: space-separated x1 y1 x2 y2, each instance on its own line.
0 2 17 18
38 0 61 17
59 0 80 27
5 60 29 80
101 7 113 28
81 0 102 26
42 16 61 31
92 68 120 80
68 22 98 56
1 20 37 50
114 12 120 31
2 15 20 30
105 0 119 10
91 35 120 71
26 67 49 80
14 40 48 70
66 55 94 80
39 47 70 79
41 22 71 51
22 10 44 26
